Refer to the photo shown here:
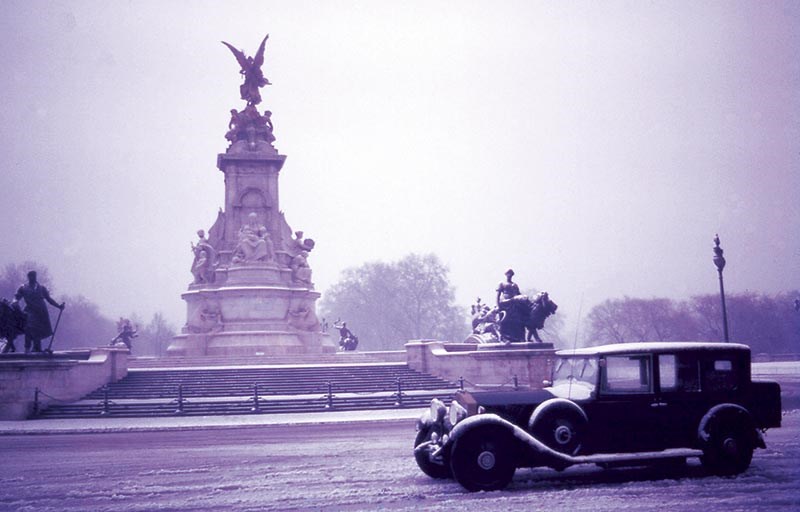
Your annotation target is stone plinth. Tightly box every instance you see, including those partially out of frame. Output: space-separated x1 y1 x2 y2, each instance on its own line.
170 269 336 356
222 264 288 285
405 340 557 390
0 347 128 420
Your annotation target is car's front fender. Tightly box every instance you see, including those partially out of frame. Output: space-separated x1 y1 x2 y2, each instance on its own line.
437 413 576 469
527 397 588 431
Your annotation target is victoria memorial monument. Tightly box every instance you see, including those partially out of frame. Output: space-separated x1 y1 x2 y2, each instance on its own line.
168 35 335 356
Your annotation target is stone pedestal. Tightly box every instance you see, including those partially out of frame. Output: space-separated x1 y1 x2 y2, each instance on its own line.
0 348 128 420
405 340 557 389
169 276 335 356
168 127 334 356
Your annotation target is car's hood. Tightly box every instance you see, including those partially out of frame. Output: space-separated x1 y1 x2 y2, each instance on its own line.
466 388 556 408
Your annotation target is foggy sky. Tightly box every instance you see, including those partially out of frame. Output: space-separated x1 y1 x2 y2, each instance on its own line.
1 1 798 344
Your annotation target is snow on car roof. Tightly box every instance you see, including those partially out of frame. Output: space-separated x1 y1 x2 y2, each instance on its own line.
556 341 751 357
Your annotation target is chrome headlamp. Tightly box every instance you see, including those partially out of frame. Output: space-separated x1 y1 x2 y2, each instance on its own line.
449 400 467 426
429 398 447 423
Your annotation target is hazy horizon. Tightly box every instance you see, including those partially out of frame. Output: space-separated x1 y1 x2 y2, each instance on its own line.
1 1 798 344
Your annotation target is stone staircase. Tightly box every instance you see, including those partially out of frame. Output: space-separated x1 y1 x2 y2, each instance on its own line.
34 362 455 419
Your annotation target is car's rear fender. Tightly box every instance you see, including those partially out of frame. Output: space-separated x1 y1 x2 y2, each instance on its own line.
748 380 782 429
698 403 764 449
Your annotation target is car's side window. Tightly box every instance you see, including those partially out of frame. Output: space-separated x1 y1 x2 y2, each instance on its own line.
659 354 700 393
702 358 737 392
601 355 652 394
659 354 677 389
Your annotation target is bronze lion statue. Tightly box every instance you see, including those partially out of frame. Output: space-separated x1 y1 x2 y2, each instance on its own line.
469 292 557 344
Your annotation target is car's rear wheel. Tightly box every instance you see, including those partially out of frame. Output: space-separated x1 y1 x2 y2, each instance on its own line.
701 425 753 476
414 427 451 479
449 424 516 492
530 406 587 455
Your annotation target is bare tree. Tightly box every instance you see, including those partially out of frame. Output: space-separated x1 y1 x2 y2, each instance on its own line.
0 261 53 299
725 292 790 353
123 312 176 356
320 254 467 350
54 294 116 349
587 297 701 345
586 292 800 355
688 294 724 342
585 298 632 344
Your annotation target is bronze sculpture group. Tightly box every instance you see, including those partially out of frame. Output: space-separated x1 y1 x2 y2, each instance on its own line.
222 35 271 107
110 318 138 350
0 299 25 353
0 271 65 354
231 213 275 265
470 269 558 344
191 229 218 284
221 35 277 152
333 320 359 351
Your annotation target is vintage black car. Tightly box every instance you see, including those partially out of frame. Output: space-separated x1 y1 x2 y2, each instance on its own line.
414 342 782 492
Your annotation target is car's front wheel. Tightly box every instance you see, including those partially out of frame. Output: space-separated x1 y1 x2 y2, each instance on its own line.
449 424 517 492
414 427 451 479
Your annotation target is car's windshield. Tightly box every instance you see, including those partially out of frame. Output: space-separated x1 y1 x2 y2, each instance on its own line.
551 356 598 399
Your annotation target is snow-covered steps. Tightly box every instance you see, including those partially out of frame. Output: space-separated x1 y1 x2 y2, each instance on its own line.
33 363 455 419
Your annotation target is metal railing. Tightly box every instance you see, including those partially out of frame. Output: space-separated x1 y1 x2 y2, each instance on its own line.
32 372 532 418
32 376 457 418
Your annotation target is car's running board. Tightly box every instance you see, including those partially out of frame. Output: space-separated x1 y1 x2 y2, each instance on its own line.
570 448 703 466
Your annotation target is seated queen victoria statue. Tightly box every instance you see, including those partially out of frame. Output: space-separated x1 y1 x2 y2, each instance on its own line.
232 212 275 264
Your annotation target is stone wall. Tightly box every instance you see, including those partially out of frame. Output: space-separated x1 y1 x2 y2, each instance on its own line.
0 347 128 420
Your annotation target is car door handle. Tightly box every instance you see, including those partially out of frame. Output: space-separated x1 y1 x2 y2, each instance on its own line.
650 402 668 408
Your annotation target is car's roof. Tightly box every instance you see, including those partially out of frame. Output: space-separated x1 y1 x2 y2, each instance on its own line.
556 341 751 357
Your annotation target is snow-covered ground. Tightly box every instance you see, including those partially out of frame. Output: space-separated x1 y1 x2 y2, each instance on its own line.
0 412 798 512
753 361 800 378
0 361 796 511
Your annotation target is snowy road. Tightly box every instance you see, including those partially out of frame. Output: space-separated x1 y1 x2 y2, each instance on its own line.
1 412 798 512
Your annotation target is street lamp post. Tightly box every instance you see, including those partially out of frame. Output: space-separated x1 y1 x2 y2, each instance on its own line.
712 234 730 343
